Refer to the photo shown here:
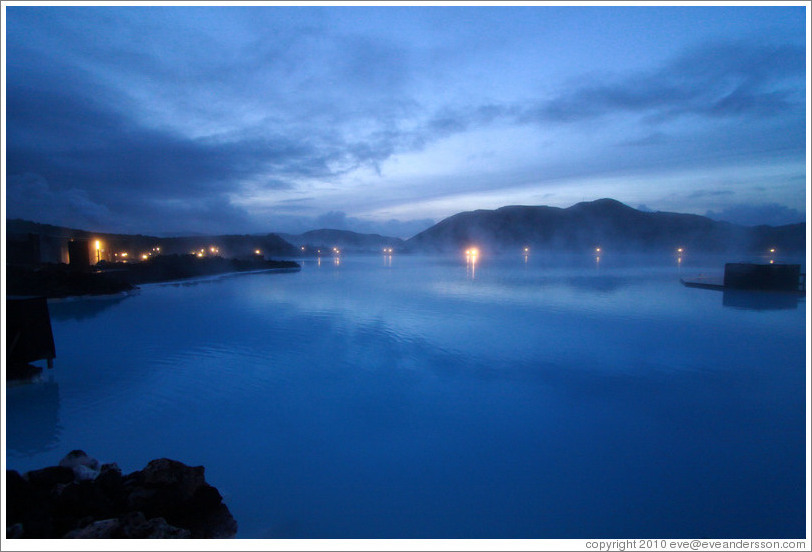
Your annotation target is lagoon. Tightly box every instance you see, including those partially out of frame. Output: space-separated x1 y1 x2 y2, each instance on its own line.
5 253 807 538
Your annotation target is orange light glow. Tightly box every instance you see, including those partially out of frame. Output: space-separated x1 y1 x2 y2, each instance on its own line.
255 249 261 255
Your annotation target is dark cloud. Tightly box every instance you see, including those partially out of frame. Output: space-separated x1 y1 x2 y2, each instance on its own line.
705 203 805 227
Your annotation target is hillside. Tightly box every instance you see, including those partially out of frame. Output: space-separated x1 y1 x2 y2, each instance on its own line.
404 199 805 255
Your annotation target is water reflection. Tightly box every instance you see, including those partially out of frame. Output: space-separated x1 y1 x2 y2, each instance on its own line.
722 290 800 311
563 275 628 293
48 294 130 321
6 379 62 456
465 248 478 279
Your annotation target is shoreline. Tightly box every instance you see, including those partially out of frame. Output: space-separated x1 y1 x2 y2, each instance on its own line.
6 257 301 300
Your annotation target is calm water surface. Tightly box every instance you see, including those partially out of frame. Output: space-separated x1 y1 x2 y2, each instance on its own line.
6 254 807 538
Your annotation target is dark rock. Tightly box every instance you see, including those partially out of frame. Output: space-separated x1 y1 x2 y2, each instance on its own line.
25 466 74 489
6 453 237 538
95 463 124 499
5 470 31 524
141 458 206 498
118 512 190 538
64 518 120 538
51 480 111 537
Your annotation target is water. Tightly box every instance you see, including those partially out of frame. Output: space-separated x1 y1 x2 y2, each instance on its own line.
5 254 807 539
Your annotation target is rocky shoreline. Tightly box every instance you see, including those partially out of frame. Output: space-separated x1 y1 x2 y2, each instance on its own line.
6 451 237 538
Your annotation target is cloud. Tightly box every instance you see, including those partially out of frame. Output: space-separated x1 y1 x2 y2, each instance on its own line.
519 40 804 124
687 190 735 199
6 173 114 231
705 203 805 227
4 9 806 236
315 211 350 230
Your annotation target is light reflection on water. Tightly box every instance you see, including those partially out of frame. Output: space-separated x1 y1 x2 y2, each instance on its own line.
5 254 807 539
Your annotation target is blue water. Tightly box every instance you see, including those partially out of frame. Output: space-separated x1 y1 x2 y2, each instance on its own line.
5 254 807 538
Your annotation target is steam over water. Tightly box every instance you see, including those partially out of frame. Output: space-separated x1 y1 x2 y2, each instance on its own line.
6 254 806 538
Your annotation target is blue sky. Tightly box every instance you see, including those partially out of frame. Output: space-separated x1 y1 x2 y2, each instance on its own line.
3 4 808 237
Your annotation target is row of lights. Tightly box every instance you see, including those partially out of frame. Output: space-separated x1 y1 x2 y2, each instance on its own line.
465 246 779 257
95 240 164 264
299 246 344 255
189 245 224 258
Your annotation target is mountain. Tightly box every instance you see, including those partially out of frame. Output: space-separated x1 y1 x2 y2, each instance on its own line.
404 199 806 255
278 229 404 253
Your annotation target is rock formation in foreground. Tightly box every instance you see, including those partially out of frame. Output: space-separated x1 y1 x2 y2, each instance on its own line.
6 450 237 538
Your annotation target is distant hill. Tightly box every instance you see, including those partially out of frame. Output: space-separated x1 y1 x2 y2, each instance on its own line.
404 199 806 255
279 229 404 253
6 219 299 261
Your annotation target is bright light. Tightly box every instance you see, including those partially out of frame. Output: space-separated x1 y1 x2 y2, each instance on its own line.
121 252 128 258
595 247 601 253
523 247 529 253
255 249 261 255
95 240 100 250
141 254 149 260
677 248 683 253
301 246 305 251
210 246 217 253
197 252 204 257
769 248 776 253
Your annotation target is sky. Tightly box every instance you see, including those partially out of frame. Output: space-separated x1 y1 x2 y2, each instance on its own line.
2 3 808 238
